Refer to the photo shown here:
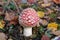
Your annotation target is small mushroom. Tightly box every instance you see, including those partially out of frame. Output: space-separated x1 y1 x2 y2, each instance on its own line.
0 32 7 40
19 8 40 37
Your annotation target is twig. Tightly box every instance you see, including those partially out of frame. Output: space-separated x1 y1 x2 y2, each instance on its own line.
3 0 11 14
5 0 11 7
0 2 6 5
11 0 20 14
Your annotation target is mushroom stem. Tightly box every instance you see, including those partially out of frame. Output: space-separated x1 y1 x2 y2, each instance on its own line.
24 27 32 37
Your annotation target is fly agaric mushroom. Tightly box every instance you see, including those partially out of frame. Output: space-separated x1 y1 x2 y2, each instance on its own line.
19 8 40 37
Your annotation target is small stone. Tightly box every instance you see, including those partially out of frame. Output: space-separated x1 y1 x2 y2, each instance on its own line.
0 32 7 40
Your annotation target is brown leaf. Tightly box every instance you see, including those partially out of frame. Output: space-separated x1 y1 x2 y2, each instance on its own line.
5 12 18 21
8 16 18 25
39 19 48 26
51 30 60 36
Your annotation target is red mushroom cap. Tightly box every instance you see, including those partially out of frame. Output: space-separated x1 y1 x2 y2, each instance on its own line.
19 8 40 27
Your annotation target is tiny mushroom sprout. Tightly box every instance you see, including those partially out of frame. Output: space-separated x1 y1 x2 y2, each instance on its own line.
19 8 40 37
